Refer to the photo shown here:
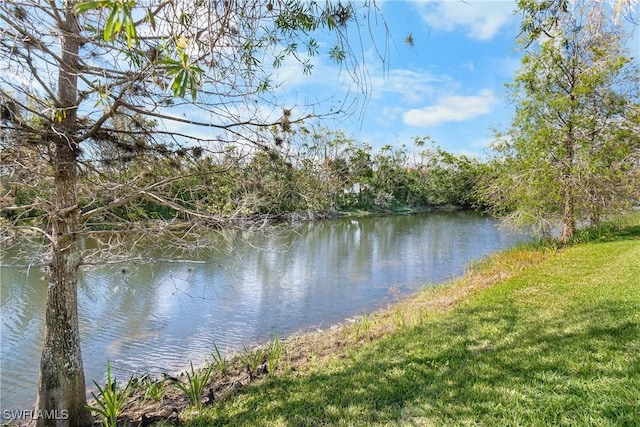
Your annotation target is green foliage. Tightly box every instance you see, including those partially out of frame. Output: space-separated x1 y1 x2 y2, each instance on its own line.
211 342 228 374
239 346 264 373
2 130 488 228
516 0 569 47
86 361 131 427
392 306 406 328
2 120 488 229
266 333 283 373
353 313 373 342
142 378 165 402
415 142 481 208
481 1 640 240
329 44 346 63
158 46 204 100
178 218 640 426
76 0 138 48
174 361 213 405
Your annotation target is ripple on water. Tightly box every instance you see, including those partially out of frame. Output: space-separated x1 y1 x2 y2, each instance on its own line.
1 213 530 410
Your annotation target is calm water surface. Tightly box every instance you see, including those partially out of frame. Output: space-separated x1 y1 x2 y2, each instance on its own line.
0 212 527 411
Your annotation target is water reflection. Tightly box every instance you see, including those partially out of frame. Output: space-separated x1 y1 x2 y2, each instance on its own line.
0 212 526 411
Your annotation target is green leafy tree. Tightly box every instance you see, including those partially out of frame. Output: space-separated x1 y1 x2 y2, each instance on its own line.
415 140 481 208
483 0 640 242
517 0 638 46
294 128 364 209
0 1 385 424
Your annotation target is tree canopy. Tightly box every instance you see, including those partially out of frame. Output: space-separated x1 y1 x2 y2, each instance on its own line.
482 0 640 241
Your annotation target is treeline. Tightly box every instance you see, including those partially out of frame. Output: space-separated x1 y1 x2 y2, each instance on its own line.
1 130 485 228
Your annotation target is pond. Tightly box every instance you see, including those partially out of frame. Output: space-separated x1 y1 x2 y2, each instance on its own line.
0 212 527 411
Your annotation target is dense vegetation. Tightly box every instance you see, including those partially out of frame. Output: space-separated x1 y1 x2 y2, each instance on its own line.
1 131 483 228
482 0 640 242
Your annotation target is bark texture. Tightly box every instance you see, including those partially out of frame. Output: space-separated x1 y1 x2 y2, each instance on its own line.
34 2 91 425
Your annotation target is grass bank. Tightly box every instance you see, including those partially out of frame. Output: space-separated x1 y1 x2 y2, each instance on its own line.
96 216 639 426
171 215 640 426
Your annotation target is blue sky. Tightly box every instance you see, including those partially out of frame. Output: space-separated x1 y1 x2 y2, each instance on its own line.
157 1 637 158
277 0 526 157
259 0 637 158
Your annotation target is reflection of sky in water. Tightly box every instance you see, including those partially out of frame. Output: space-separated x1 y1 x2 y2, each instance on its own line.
1 212 527 411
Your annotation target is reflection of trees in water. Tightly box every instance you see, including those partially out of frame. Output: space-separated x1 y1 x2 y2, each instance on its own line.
1 212 528 411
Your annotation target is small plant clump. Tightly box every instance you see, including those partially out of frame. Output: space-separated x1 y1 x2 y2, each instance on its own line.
361 313 373 341
211 342 228 374
392 307 406 328
86 361 131 427
173 362 213 405
239 346 265 379
142 377 166 402
267 333 283 373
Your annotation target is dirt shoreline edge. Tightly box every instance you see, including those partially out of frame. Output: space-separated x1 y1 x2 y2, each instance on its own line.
77 241 552 427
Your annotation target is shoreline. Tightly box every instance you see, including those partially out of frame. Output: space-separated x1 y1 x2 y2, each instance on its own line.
3 205 469 241
7 214 637 426
0 208 500 420
86 234 553 426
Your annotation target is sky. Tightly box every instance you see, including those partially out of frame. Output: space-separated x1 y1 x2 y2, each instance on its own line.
262 0 639 158
3 1 636 159
273 0 527 158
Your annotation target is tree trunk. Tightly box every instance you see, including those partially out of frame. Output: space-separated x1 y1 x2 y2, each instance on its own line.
559 96 578 245
34 1 91 425
559 188 576 244
34 143 90 427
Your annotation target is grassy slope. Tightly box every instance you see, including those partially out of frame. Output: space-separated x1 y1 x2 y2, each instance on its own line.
182 221 640 426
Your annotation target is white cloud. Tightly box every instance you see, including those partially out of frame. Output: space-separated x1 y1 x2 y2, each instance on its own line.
374 106 404 126
369 68 447 103
402 89 498 127
415 1 516 41
461 61 476 72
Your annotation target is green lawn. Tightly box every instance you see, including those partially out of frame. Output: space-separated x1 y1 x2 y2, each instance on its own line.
181 220 640 426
